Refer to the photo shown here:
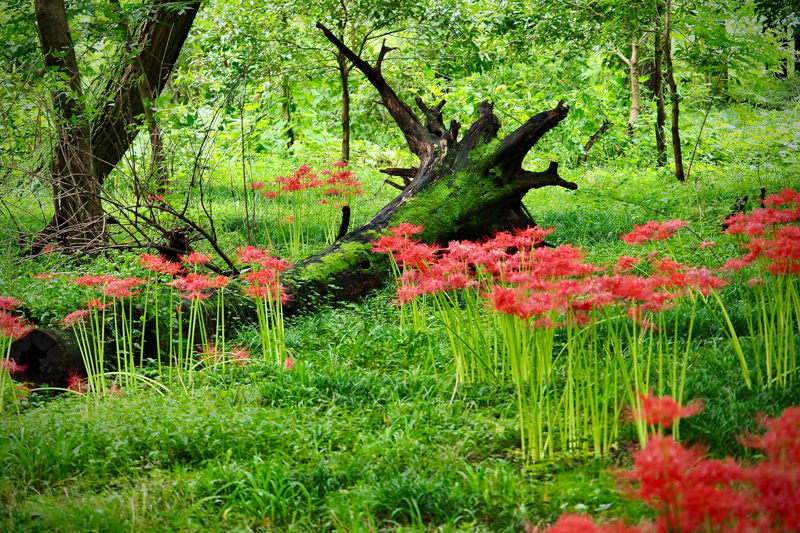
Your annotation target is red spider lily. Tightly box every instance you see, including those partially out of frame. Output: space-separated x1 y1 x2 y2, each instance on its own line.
635 392 703 429
0 296 20 311
284 355 295 370
107 385 122 397
14 382 33 402
282 216 294 223
621 219 687 245
66 370 89 394
71 275 117 287
210 275 231 289
626 434 752 533
616 255 641 272
62 309 91 327
237 246 269 264
196 344 222 365
86 298 111 310
720 257 753 272
697 240 716 249
102 278 145 299
231 348 251 366
1 358 28 374
34 273 58 281
333 160 348 168
745 225 800 275
180 251 212 265
747 277 765 288
244 284 289 304
724 189 800 237
249 181 266 190
0 312 33 340
139 253 181 275
263 191 278 199
536 513 642 532
167 273 215 300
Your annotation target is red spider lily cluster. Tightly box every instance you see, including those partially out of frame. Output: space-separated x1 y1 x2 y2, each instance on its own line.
273 162 363 197
620 219 687 245
539 395 800 533
720 189 800 276
373 224 727 326
0 297 32 342
139 253 183 276
168 273 230 300
238 246 291 304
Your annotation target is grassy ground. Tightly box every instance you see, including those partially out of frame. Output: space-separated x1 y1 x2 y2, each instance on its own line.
1 101 800 531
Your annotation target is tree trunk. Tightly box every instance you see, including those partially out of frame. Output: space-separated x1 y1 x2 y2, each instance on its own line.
577 121 611 166
91 1 200 185
110 0 168 196
35 0 105 250
338 50 351 162
663 0 685 181
281 74 294 148
616 41 641 134
32 0 198 253
654 20 667 167
282 25 578 312
794 31 800 75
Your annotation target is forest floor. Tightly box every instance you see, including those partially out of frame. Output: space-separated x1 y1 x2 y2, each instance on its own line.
1 99 800 532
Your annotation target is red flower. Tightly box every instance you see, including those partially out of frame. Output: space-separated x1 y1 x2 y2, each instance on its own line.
1 358 29 374
0 312 33 340
86 298 111 310
237 246 269 264
284 355 295 370
332 160 348 168
231 348 251 366
249 181 266 190
66 370 88 394
0 296 20 311
63 310 91 327
168 273 215 300
34 273 58 281
71 275 117 287
139 253 181 275
180 251 212 265
697 240 716 249
635 392 703 429
621 219 687 245
102 278 145 299
263 191 278 199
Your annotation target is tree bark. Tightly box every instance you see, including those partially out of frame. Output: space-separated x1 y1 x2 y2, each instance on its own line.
281 74 294 148
91 1 200 185
577 121 611 166
338 49 351 162
663 0 685 181
35 0 105 249
109 0 168 196
616 40 641 134
282 24 577 312
654 18 667 167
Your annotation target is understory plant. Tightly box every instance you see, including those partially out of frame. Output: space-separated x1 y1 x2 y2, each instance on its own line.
374 220 724 459
238 246 291 366
539 395 800 533
0 297 32 412
714 188 800 389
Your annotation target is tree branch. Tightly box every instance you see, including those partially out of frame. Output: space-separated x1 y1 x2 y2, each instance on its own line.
316 22 433 162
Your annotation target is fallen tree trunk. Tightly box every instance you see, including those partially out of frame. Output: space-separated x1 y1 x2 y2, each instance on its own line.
282 25 577 312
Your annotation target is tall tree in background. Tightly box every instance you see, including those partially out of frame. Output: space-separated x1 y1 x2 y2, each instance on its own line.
663 0 684 181
32 0 199 251
34 0 105 249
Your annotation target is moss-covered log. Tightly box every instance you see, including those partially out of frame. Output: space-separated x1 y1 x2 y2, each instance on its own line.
283 25 577 312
